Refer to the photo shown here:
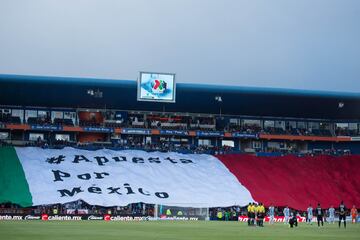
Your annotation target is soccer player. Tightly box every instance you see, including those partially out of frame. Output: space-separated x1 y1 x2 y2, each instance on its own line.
315 203 324 227
250 202 256 226
338 201 347 228
268 204 275 225
351 205 358 224
289 211 298 228
307 204 313 225
328 205 335 224
247 203 252 226
254 203 260 226
255 203 260 226
257 203 265 227
283 206 290 224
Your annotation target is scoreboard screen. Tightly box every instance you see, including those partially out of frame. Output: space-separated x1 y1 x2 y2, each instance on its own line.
137 72 176 103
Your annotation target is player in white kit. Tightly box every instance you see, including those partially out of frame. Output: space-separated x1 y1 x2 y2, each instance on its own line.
283 206 290 224
328 205 335 224
307 204 313 225
268 204 275 225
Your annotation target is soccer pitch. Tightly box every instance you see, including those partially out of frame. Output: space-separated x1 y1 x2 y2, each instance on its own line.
0 221 359 240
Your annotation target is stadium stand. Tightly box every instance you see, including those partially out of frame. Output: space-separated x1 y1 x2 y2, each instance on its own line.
0 74 359 222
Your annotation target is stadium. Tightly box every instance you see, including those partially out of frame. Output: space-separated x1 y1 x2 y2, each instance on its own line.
1 1 360 240
0 73 359 239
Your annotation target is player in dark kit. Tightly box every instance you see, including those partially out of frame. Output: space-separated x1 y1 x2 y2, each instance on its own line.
338 201 347 228
315 203 324 227
289 211 298 228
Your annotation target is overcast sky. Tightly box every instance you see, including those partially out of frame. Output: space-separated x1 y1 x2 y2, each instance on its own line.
0 0 359 92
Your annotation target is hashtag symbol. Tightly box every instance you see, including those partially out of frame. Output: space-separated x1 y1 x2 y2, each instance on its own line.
46 155 65 164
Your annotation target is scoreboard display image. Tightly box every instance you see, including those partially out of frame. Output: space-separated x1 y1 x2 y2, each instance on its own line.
137 72 176 103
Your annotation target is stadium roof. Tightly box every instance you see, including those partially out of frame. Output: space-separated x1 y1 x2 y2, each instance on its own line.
0 74 359 120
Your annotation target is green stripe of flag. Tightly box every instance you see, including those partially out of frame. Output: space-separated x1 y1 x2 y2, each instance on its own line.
0 146 32 206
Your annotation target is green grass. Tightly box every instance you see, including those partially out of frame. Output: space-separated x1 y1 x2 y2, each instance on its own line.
0 221 359 240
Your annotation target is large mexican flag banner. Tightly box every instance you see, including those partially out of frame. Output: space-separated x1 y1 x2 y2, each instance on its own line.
0 147 254 207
